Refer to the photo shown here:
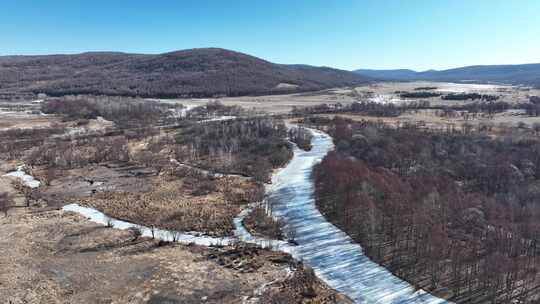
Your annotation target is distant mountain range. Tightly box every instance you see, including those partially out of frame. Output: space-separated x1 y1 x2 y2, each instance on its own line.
354 63 540 86
0 48 368 98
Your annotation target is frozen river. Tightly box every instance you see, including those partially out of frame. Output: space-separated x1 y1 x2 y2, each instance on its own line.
266 128 448 303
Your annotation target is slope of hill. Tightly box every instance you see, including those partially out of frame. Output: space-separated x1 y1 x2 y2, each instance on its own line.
353 69 418 80
354 63 540 86
0 48 369 98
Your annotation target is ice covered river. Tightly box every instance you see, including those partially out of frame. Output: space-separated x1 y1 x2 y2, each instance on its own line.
264 128 449 304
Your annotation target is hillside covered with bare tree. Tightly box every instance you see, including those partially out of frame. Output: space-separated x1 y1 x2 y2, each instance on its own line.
0 48 368 98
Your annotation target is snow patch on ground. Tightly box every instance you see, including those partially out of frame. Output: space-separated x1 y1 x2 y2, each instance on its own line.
200 115 237 123
435 83 508 93
275 83 299 90
3 166 41 188
168 104 198 118
370 94 406 104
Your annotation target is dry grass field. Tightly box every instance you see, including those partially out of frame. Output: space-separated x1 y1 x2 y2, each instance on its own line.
153 81 540 114
0 207 350 304
82 176 261 236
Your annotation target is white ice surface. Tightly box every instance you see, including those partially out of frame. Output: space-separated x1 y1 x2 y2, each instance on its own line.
3 166 41 188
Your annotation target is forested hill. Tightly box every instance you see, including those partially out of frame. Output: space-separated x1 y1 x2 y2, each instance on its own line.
0 48 369 98
354 63 540 86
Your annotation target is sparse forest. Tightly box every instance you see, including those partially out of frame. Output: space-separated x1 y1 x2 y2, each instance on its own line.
41 95 178 127
174 117 292 182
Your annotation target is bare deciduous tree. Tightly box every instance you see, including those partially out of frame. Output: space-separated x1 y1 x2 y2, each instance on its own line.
0 192 12 217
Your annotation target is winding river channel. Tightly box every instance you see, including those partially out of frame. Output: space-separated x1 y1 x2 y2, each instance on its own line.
57 126 449 304
262 128 448 304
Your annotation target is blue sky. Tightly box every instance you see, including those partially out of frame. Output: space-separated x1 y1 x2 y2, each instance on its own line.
1 0 539 70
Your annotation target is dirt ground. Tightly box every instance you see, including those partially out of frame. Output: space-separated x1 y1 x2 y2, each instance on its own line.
0 163 31 207
149 88 360 114
0 110 58 130
36 164 159 205
0 208 349 304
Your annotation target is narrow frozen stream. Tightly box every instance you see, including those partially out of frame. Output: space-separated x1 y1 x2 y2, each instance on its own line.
62 203 237 247
266 128 449 304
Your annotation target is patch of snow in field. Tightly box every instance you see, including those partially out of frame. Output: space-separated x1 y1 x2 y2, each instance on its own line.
200 115 237 123
275 83 299 90
168 104 198 118
62 203 236 247
370 94 405 104
435 83 508 93
3 166 41 188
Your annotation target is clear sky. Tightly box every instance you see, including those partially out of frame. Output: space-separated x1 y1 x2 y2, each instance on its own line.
1 0 539 71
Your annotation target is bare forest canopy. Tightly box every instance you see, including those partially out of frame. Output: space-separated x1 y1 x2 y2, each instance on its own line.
0 48 369 98
41 95 177 127
174 118 292 182
310 116 540 303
